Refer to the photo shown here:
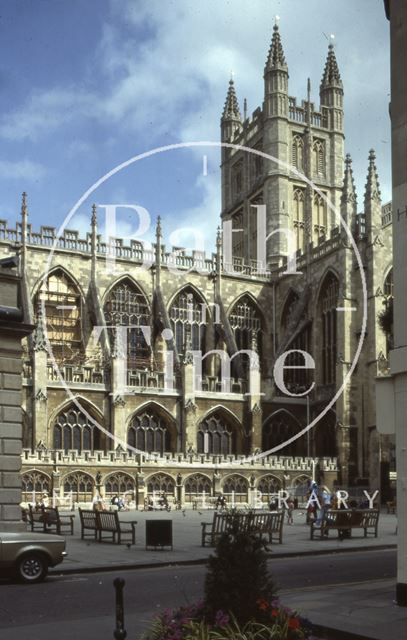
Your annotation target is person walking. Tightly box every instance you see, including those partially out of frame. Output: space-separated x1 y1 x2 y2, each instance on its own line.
287 497 295 525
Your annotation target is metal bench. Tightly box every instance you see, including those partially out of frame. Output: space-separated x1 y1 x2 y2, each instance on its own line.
201 511 284 547
310 509 379 540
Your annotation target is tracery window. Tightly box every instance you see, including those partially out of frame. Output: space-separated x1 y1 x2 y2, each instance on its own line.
169 288 206 356
104 279 151 369
319 273 339 385
313 193 327 244
36 269 82 364
293 188 305 253
231 210 244 261
232 159 244 198
184 473 212 501
21 471 51 501
128 410 172 455
104 473 135 496
313 140 325 176
229 295 262 355
262 412 306 456
197 413 235 455
382 268 394 354
384 269 394 298
280 291 311 391
222 475 248 502
63 472 94 502
292 135 304 170
53 406 100 453
252 143 263 180
257 475 282 502
146 473 175 496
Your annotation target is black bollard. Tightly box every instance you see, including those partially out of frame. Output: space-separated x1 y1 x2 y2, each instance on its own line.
113 577 127 640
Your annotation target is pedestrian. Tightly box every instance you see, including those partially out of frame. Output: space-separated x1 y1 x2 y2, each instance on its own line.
287 497 294 525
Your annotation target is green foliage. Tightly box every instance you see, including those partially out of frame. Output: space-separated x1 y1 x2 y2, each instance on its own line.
378 299 393 336
204 517 276 625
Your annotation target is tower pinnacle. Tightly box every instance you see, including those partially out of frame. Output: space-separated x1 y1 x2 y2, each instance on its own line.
265 22 287 70
320 43 342 89
364 149 381 207
341 154 357 205
222 78 241 121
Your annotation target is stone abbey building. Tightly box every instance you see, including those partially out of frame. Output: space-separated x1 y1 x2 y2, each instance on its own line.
0 25 394 508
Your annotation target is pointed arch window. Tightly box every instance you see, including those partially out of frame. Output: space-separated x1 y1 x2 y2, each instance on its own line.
292 135 304 170
262 412 306 456
313 140 325 176
197 413 235 455
319 273 339 385
293 188 305 253
36 269 83 364
21 471 51 502
128 410 172 455
104 279 151 369
169 288 206 356
229 295 262 355
280 291 311 392
232 210 244 261
384 269 394 298
382 268 394 354
313 193 327 244
63 472 94 502
146 473 175 496
222 475 249 502
184 473 212 501
53 406 101 453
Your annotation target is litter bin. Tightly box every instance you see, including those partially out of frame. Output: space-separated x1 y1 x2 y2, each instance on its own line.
145 520 173 550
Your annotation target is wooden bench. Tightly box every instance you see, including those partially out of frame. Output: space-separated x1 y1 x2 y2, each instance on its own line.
201 511 284 547
28 505 75 535
78 508 137 545
310 509 379 540
97 511 137 545
78 509 98 541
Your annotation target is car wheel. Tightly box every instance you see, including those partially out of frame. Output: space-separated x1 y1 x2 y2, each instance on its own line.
16 553 48 583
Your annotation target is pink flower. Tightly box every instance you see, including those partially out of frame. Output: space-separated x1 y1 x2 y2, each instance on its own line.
214 610 230 627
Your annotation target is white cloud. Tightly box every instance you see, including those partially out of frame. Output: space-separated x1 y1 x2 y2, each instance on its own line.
0 87 97 142
0 0 391 212
0 158 46 181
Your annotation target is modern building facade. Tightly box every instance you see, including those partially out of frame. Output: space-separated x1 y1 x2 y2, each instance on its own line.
0 25 394 508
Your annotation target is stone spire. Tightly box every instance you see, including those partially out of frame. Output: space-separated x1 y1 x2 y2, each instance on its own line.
155 216 162 287
263 21 288 121
320 44 342 90
215 225 222 297
265 23 287 71
33 294 48 352
364 149 382 241
341 154 357 205
91 203 98 281
364 149 381 206
222 78 241 121
221 77 242 142
20 191 28 273
340 154 357 231
319 42 344 132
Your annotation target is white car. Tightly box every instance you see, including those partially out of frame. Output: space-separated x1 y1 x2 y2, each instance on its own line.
0 531 67 583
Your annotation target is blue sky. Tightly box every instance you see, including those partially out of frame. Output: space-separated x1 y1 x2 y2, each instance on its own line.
0 0 390 253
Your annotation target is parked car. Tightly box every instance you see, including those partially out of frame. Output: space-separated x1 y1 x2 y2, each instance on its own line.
0 531 67 583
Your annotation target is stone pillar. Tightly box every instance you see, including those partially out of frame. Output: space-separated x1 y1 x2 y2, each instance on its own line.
386 0 407 606
183 354 197 452
0 263 34 531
